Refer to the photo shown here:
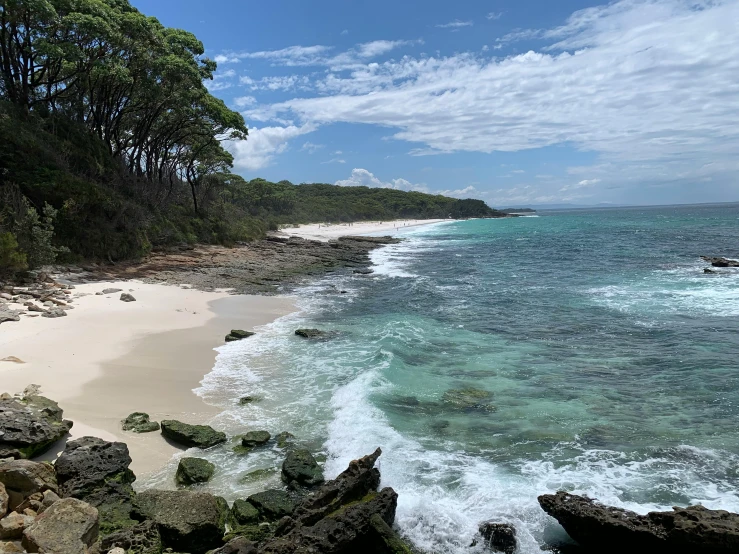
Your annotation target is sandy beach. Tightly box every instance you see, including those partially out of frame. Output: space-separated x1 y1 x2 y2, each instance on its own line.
0 281 295 475
280 219 448 242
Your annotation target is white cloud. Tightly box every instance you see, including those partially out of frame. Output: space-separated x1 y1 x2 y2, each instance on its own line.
321 158 346 164
259 0 739 191
487 12 503 20
341 29 349 35
301 142 324 153
233 96 257 108
436 20 474 29
335 168 428 191
231 45 333 66
357 40 416 58
226 124 317 171
560 178 601 191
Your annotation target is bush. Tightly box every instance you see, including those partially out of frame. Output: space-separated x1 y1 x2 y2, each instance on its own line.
0 232 28 275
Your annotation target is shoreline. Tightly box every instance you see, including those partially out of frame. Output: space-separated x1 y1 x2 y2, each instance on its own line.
277 218 449 242
0 281 296 475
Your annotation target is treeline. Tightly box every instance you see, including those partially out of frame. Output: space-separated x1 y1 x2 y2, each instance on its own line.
0 1 504 274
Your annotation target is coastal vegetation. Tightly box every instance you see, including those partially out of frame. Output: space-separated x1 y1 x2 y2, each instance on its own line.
0 0 504 275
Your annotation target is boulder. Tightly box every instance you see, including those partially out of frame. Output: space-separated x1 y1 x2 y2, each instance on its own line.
132 489 229 553
0 539 25 552
22 497 99 554
121 413 160 433
175 458 215 485
41 308 67 318
99 520 161 554
101 289 122 295
0 460 57 511
281 449 324 489
294 329 333 340
160 420 226 449
0 395 73 459
54 437 137 537
274 432 295 449
0 513 35 540
246 490 296 522
226 330 256 342
119 293 136 302
99 520 162 554
239 396 260 405
230 500 259 526
0 314 20 324
538 491 739 553
704 268 717 274
241 432 271 448
478 522 517 553
211 536 257 553
0 483 7 518
701 256 739 268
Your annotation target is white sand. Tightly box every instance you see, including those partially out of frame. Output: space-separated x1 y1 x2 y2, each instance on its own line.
278 219 449 242
0 281 295 475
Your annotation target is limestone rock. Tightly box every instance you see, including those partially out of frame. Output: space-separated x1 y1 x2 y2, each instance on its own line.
132 489 229 553
101 289 122 295
478 522 517 553
160 420 226 449
225 330 256 342
0 513 34 540
241 432 271 448
100 520 162 554
0 460 57 511
121 413 160 434
0 540 25 553
246 490 296 522
0 314 20 325
538 491 739 553
22 497 99 554
230 500 259 526
0 484 7 518
0 395 73 459
119 293 136 302
175 458 215 485
41 308 67 318
281 449 323 489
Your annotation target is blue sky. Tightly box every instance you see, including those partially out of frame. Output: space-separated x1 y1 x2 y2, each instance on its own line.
131 0 739 207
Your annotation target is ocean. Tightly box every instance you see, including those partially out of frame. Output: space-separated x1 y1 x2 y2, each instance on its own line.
145 203 739 553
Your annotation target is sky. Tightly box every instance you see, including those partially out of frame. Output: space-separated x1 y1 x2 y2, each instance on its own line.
130 0 739 207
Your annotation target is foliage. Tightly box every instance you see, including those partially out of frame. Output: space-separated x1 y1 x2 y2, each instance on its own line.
0 231 28 274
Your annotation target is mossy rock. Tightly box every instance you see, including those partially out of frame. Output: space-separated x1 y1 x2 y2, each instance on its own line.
224 522 272 543
175 457 215 485
230 499 259 525
225 329 256 342
238 395 261 405
274 432 295 449
247 489 296 521
241 431 271 447
160 420 226 449
121 412 160 433
281 448 324 489
238 467 278 484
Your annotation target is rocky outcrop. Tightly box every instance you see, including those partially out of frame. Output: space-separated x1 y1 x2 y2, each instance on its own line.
54 437 137 536
22 497 99 554
241 432 271 448
213 536 258 554
539 491 739 553
701 256 739 268
0 512 35 540
226 330 256 342
281 449 323 490
0 395 73 459
121 413 160 433
132 489 229 554
175 457 215 485
293 329 335 340
0 460 57 512
247 490 296 522
99 520 162 554
478 522 517 553
160 420 226 449
120 293 136 302
0 483 8 518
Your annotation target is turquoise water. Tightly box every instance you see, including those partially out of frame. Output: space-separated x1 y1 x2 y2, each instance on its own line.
165 204 739 553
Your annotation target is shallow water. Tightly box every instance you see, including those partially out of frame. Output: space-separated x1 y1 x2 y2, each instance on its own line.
144 203 739 553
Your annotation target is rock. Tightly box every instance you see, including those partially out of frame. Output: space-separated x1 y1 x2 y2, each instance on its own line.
226 330 256 342
0 512 35 540
175 458 215 485
121 413 160 433
246 490 296 522
281 449 324 489
0 484 7 518
538 491 739 553
230 500 259 525
701 256 739 268
704 268 717 274
441 387 496 413
160 420 226 449
353 268 374 275
238 396 260 405
0 540 25 553
0 460 57 511
108 548 126 554
39 490 59 513
25 304 45 313
274 432 295 449
132 489 229 554
120 293 136 302
41 307 67 318
478 522 517 553
100 520 162 554
14 492 42 514
0 393 72 459
101 289 122 294
0 294 11 301
54 437 137 536
293 329 334 340
0 358 24 364
0 315 20 324
22 497 99 554
211 536 257 553
368 513 414 553
241 431 271 448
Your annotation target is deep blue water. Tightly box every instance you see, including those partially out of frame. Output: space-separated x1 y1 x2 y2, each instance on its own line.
161 203 739 553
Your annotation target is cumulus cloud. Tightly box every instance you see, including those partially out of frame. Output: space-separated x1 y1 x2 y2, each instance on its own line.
335 168 428 192
301 141 324 153
225 124 317 170
257 0 739 191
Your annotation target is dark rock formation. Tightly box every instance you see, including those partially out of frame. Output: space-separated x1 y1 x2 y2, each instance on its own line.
0 459 58 511
175 457 215 485
100 520 163 554
231 500 260 525
239 396 260 405
539 491 739 553
281 449 324 490
0 394 73 459
133 489 229 554
701 256 739 268
241 431 271 447
213 536 259 554
22 497 99 554
121 412 160 433
226 330 256 342
160 420 226 449
294 329 335 340
247 490 296 522
478 522 517 553
120 293 136 302
274 432 295 449
55 437 137 536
